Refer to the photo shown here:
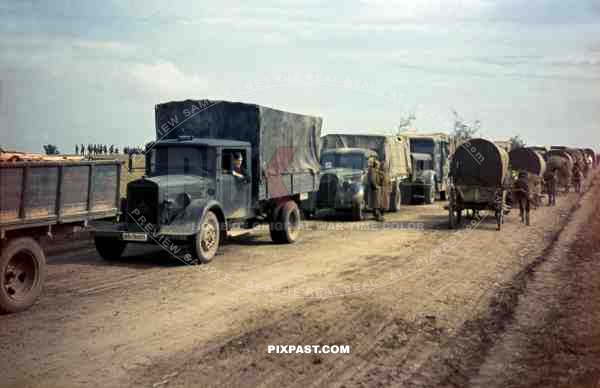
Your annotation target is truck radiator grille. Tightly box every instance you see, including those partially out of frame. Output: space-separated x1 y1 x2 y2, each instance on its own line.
317 175 338 208
127 182 159 230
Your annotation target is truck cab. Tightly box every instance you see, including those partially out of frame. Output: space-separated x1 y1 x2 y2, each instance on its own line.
401 134 450 203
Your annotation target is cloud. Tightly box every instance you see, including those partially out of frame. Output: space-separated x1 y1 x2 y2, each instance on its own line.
128 61 208 98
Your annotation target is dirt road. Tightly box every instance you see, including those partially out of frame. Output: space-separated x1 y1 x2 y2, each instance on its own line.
0 174 597 388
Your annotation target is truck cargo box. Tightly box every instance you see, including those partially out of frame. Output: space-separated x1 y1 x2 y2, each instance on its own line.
0 160 122 231
155 100 322 200
320 134 411 177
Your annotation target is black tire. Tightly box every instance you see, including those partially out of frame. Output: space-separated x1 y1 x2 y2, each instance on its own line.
270 201 301 244
439 190 447 201
0 237 46 314
351 200 364 221
389 187 401 212
424 185 435 204
192 211 220 263
94 237 127 260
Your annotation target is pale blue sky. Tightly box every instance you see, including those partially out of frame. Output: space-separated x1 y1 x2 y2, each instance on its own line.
1 0 599 153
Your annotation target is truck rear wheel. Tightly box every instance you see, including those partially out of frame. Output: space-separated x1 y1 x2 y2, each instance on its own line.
94 237 127 260
193 211 220 263
0 237 46 314
270 201 301 244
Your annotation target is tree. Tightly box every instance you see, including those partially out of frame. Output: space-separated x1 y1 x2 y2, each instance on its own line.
451 110 480 145
43 144 60 155
397 112 416 133
509 135 526 149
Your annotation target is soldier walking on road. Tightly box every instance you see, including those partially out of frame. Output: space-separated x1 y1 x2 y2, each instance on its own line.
513 171 531 225
368 158 384 222
544 168 557 206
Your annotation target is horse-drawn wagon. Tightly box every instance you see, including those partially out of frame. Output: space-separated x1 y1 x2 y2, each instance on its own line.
448 138 509 231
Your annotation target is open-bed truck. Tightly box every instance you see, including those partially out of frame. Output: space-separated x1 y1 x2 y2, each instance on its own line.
0 160 122 313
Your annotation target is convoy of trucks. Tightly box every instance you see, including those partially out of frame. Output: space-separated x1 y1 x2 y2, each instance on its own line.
1 98 597 315
317 134 411 220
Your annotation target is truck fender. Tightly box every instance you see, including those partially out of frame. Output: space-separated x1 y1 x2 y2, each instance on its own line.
170 199 227 237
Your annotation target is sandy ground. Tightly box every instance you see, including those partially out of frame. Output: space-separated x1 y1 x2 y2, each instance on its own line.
0 172 597 388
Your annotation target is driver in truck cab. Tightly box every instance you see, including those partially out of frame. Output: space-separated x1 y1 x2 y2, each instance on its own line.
232 152 245 179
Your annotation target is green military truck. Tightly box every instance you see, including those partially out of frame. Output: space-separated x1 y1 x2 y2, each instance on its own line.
316 134 411 220
399 133 451 204
94 100 322 263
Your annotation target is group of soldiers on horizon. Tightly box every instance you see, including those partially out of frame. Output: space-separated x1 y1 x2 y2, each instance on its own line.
74 144 144 156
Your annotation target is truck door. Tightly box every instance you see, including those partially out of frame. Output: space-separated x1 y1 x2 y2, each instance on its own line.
219 148 252 219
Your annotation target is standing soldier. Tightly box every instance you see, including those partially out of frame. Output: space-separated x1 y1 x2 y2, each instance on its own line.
543 168 557 206
87 144 92 156
75 144 79 155
368 158 384 222
513 171 530 225
81 144 85 155
103 144 108 155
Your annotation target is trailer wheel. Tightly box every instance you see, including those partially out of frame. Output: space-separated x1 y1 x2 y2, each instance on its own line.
193 211 220 263
270 201 301 244
0 237 46 314
94 237 127 261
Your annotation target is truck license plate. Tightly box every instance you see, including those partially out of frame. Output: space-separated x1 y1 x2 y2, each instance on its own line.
123 232 148 242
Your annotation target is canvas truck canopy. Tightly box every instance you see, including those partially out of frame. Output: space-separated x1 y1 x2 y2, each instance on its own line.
155 100 322 178
320 134 411 177
451 138 509 187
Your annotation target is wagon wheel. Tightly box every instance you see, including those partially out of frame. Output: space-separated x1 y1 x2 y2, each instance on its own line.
448 188 458 229
448 201 456 229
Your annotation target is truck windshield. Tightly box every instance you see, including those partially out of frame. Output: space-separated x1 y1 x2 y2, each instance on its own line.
410 139 434 155
147 146 216 176
321 152 366 170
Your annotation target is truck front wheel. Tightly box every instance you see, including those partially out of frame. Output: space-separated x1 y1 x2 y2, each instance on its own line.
270 201 301 244
94 237 127 260
193 211 220 263
0 237 46 314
